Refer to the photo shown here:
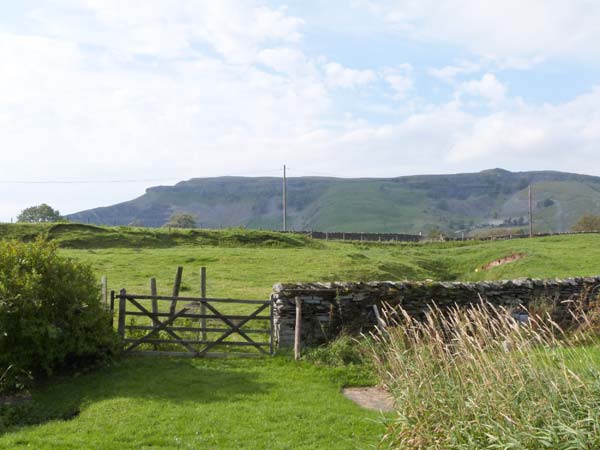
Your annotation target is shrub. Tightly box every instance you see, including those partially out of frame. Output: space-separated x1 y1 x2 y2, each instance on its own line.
366 302 600 449
304 335 378 387
0 239 119 393
164 213 197 229
572 214 600 232
304 335 369 367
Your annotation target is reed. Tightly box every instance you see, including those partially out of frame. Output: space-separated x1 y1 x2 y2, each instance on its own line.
366 300 600 449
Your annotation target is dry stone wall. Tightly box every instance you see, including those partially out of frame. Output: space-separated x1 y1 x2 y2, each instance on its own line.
271 277 600 347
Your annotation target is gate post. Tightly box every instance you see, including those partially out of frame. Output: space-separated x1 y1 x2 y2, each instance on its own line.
150 278 158 326
200 267 207 341
110 290 115 326
118 288 126 339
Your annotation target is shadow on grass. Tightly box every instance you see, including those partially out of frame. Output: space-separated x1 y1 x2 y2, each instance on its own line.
0 356 273 434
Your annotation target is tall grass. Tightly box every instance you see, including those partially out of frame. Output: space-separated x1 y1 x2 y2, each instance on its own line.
367 301 600 449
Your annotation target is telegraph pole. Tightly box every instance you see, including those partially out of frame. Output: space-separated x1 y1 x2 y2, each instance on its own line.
528 184 533 237
282 164 287 232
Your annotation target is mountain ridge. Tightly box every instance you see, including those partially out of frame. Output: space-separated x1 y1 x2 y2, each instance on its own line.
68 169 600 234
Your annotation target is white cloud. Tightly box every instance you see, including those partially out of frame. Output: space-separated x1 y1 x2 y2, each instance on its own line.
382 64 413 99
361 0 600 66
428 60 481 83
448 86 600 164
33 0 305 63
458 73 507 107
308 85 600 178
324 62 376 88
257 48 312 76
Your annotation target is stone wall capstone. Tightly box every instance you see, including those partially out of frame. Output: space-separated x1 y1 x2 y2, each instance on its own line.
271 277 600 347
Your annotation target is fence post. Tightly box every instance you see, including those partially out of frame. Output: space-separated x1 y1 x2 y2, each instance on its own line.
118 288 126 340
170 266 183 317
200 267 207 341
101 275 108 307
150 278 158 326
110 290 115 326
294 296 302 361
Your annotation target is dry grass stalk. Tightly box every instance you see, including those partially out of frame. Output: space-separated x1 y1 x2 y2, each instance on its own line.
366 298 600 449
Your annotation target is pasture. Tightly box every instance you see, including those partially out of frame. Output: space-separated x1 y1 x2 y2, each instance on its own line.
55 231 600 300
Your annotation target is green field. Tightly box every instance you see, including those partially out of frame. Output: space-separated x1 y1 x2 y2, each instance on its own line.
2 223 600 299
3 224 600 449
0 357 383 450
55 232 600 300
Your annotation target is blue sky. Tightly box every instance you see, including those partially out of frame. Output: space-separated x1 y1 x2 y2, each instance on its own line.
1 0 600 220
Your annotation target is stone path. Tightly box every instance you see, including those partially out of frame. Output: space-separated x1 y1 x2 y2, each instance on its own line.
343 387 394 412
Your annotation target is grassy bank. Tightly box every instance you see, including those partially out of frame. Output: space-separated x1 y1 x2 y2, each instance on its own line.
0 223 313 249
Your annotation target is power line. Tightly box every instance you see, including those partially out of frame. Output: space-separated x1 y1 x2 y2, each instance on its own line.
0 169 287 185
0 178 179 185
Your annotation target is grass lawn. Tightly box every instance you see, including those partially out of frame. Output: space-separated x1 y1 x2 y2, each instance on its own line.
0 356 384 450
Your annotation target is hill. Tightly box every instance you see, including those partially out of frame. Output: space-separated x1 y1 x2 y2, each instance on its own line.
67 169 600 234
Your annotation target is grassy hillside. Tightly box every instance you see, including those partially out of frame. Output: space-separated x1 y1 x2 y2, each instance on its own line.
67 169 600 233
0 223 312 249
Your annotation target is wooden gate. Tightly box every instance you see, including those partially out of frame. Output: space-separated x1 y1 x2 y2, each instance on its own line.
114 290 273 357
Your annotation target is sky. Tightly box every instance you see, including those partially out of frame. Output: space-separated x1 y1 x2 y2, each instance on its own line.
1 0 600 221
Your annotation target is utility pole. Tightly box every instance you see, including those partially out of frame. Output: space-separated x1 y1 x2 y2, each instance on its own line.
528 184 533 238
282 164 287 232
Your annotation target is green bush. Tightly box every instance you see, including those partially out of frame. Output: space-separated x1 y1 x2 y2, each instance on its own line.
305 335 368 366
304 336 378 386
0 239 119 393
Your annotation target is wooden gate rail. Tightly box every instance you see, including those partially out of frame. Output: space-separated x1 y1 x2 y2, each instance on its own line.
121 294 268 304
116 291 274 358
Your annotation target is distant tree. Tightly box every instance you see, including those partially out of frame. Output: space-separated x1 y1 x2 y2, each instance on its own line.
17 203 62 223
427 226 447 240
572 214 600 232
164 213 197 229
537 198 555 208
